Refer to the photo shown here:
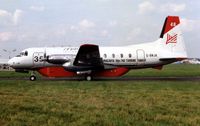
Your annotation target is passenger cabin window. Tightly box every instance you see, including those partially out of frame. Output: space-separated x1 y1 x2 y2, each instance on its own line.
120 54 123 58
104 54 107 58
112 54 115 58
129 54 132 58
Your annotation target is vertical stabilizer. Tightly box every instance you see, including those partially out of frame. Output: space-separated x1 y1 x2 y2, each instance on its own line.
159 16 187 59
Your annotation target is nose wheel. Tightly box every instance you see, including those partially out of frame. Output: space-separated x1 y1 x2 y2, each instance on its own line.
30 75 36 81
30 71 37 81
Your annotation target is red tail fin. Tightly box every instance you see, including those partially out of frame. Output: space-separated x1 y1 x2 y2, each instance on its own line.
160 16 180 38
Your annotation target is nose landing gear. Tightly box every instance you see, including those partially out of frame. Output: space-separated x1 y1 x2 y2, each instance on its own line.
30 75 36 81
29 71 37 81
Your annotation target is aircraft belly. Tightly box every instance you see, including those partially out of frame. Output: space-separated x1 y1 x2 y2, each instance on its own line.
37 66 130 78
37 67 76 77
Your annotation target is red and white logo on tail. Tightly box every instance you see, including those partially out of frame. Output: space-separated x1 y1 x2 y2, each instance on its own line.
166 34 177 44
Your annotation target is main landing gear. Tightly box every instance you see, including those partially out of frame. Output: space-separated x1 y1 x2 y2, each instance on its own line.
29 71 37 81
85 75 93 81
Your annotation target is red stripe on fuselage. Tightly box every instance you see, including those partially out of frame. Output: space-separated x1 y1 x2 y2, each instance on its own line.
94 67 129 77
37 67 76 77
37 67 129 78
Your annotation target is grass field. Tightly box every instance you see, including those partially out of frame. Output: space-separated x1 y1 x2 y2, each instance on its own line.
127 64 200 77
0 64 200 126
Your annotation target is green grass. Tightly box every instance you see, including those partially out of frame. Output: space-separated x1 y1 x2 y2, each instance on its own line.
0 71 30 78
0 64 200 126
126 64 200 77
1 80 200 126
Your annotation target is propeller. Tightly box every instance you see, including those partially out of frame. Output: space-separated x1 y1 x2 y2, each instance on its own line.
40 47 48 62
44 47 47 60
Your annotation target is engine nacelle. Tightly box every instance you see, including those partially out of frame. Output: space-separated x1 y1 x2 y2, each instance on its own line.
46 55 71 64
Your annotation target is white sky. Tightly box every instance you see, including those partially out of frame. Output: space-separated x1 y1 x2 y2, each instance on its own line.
0 0 200 58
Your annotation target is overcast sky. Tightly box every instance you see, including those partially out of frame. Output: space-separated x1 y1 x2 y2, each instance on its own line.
0 0 199 58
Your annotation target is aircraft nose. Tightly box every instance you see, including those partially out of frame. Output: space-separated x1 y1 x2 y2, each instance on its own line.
8 58 15 67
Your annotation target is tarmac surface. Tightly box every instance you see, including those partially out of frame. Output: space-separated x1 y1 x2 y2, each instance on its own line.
1 76 200 81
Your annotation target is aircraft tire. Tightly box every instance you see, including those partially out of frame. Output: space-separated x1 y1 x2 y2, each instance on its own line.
85 75 92 81
30 75 36 81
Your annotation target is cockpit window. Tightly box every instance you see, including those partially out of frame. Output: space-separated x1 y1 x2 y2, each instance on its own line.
20 52 24 56
19 50 28 57
25 51 28 56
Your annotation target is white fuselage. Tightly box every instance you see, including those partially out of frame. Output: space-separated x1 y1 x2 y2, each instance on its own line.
8 41 167 70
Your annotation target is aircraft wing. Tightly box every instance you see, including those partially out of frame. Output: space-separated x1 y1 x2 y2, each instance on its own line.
72 44 104 70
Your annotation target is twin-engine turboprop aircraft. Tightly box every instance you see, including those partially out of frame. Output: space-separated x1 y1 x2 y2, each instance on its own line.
8 16 187 81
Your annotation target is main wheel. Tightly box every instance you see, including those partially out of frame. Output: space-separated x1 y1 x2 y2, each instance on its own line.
30 75 36 81
85 75 92 81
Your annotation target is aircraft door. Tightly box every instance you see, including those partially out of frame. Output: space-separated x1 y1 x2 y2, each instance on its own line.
33 52 45 67
137 49 145 65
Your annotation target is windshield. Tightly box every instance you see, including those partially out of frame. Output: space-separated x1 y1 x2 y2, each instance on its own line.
17 51 28 57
